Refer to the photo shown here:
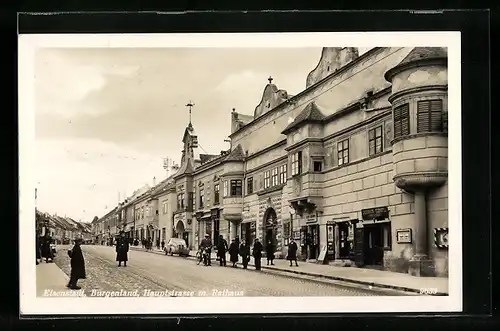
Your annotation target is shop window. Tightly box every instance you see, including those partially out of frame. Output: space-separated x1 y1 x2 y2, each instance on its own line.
369 125 383 156
271 168 279 186
230 179 242 196
313 161 322 172
417 99 444 133
247 177 253 195
393 103 410 138
264 170 271 189
279 164 287 184
382 222 392 250
214 184 220 204
291 151 302 176
337 139 349 166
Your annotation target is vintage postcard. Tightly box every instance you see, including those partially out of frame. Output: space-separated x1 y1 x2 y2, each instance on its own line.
19 32 462 315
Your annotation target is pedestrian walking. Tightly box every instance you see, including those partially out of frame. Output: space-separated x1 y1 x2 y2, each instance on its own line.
239 239 250 269
156 238 160 250
287 238 299 267
217 235 228 266
116 232 129 267
252 238 263 270
228 238 239 267
266 239 275 265
161 240 165 251
67 238 86 290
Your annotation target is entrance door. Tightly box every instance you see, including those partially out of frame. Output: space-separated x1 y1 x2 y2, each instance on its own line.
307 225 319 259
338 222 350 259
354 228 364 267
363 224 384 266
300 226 308 259
182 232 189 247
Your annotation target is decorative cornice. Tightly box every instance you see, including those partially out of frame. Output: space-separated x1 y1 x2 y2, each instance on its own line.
393 172 448 192
221 213 243 222
385 57 447 83
221 171 244 177
256 184 286 197
388 84 448 104
284 138 323 152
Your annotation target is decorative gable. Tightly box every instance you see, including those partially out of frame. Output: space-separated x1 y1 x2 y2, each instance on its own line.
253 81 290 118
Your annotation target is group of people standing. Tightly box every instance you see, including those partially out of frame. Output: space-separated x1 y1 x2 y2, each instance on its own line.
36 234 55 265
199 234 300 270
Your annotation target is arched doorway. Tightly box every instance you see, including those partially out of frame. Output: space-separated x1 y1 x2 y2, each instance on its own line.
263 208 278 254
175 220 189 247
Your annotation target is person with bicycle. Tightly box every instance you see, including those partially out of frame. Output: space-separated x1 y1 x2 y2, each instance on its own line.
199 234 212 266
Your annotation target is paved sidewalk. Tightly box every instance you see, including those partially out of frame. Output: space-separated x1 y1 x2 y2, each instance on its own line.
36 262 72 296
131 246 448 295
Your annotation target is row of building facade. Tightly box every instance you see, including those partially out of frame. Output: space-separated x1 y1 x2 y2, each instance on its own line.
36 209 93 244
91 46 449 277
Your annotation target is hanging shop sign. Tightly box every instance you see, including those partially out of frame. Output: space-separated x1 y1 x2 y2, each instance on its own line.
434 228 449 248
396 228 412 244
361 207 389 221
305 213 317 224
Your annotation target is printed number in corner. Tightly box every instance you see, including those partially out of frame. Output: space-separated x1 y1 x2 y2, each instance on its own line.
419 288 438 295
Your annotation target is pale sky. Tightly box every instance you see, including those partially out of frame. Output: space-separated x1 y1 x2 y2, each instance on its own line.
34 47 370 221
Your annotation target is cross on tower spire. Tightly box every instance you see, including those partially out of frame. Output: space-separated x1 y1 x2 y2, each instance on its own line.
185 101 195 124
268 76 273 84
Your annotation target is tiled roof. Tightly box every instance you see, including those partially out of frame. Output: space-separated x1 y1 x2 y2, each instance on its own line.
399 47 447 65
200 154 220 164
224 144 245 162
282 102 325 134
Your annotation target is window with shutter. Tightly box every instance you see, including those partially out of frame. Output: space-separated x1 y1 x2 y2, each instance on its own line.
417 99 443 133
393 104 410 138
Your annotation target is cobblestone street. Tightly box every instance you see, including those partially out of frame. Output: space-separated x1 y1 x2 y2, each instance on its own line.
50 245 408 297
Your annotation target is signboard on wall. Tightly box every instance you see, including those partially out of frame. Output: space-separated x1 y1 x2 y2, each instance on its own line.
396 228 412 243
434 228 449 248
361 207 389 220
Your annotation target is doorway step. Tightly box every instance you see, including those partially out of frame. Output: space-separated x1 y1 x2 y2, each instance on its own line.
330 259 354 267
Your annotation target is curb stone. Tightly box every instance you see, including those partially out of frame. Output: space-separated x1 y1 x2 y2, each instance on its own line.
129 245 447 296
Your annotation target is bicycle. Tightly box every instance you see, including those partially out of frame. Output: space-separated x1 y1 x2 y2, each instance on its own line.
196 249 203 265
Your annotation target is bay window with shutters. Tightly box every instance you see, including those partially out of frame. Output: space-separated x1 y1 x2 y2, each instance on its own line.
393 103 410 139
417 99 444 133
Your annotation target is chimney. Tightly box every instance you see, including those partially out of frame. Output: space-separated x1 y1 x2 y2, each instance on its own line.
153 176 156 186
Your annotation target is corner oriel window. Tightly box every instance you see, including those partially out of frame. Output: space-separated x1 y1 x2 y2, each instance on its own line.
223 181 228 197
291 151 302 176
230 179 242 196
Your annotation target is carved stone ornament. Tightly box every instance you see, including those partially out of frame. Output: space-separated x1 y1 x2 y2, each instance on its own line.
394 173 447 192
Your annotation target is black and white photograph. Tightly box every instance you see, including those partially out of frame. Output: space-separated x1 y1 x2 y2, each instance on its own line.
19 32 462 314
